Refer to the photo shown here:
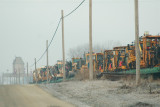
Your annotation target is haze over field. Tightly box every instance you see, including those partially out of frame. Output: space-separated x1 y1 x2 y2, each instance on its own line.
0 0 160 73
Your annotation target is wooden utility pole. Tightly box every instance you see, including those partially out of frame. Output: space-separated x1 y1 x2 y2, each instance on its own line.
27 62 28 84
89 0 93 80
1 76 2 84
46 40 49 84
7 69 9 84
16 72 17 84
14 74 15 84
23 72 24 85
61 10 66 81
10 74 11 84
0 76 1 85
2 73 4 85
35 58 37 84
134 0 141 85
19 68 20 84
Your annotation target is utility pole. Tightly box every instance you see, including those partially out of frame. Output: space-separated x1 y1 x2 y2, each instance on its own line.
134 0 140 86
1 76 2 85
23 71 24 85
10 74 11 85
29 70 32 83
7 69 9 84
16 72 18 84
0 76 1 85
27 62 28 84
89 0 93 80
15 72 17 84
61 10 66 81
2 73 4 85
19 68 20 85
46 40 49 84
13 70 15 84
35 58 37 84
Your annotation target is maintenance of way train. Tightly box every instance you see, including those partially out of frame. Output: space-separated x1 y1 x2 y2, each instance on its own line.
33 33 160 83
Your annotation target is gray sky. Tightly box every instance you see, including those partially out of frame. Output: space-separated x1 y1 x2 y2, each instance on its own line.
0 0 160 73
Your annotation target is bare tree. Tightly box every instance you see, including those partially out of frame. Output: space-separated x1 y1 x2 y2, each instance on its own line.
68 40 122 58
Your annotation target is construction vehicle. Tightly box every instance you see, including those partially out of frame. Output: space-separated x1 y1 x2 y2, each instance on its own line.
33 66 56 83
95 53 104 72
139 35 160 68
102 34 160 73
81 52 104 72
33 33 160 82
104 47 128 72
72 58 85 71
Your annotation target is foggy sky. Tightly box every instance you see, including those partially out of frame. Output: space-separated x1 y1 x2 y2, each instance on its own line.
0 0 160 74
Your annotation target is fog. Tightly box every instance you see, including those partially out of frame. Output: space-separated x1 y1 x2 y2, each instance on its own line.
0 0 160 73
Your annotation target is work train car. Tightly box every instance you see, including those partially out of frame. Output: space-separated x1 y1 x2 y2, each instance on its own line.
33 61 73 83
33 34 160 82
106 35 160 72
102 35 160 72
33 66 57 83
72 34 160 73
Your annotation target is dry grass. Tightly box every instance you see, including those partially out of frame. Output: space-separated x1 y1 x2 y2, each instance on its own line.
40 79 160 107
117 74 160 95
120 75 158 87
74 69 99 80
120 75 136 87
74 70 160 95
74 69 89 80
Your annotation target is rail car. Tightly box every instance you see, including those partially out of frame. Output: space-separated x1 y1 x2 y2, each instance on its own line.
33 34 160 82
103 35 160 72
33 60 73 83
33 66 57 83
74 34 160 77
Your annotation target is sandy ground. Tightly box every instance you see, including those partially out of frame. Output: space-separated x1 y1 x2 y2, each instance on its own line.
39 79 160 107
0 85 75 107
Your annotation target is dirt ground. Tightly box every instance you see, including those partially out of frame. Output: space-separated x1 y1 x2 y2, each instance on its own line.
0 85 75 107
39 79 160 107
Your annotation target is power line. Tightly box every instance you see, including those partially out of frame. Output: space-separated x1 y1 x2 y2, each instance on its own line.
64 0 85 18
38 18 61 63
30 18 61 67
30 0 86 67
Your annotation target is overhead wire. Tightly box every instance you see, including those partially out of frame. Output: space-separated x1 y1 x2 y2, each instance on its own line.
30 0 86 67
38 18 62 64
64 0 85 18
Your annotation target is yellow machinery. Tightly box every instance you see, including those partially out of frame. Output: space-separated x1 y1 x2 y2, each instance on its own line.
82 52 104 72
83 53 96 70
33 68 43 83
103 34 160 72
33 34 160 81
95 53 104 72
72 58 85 71
104 48 127 72
140 35 160 68
33 66 55 83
